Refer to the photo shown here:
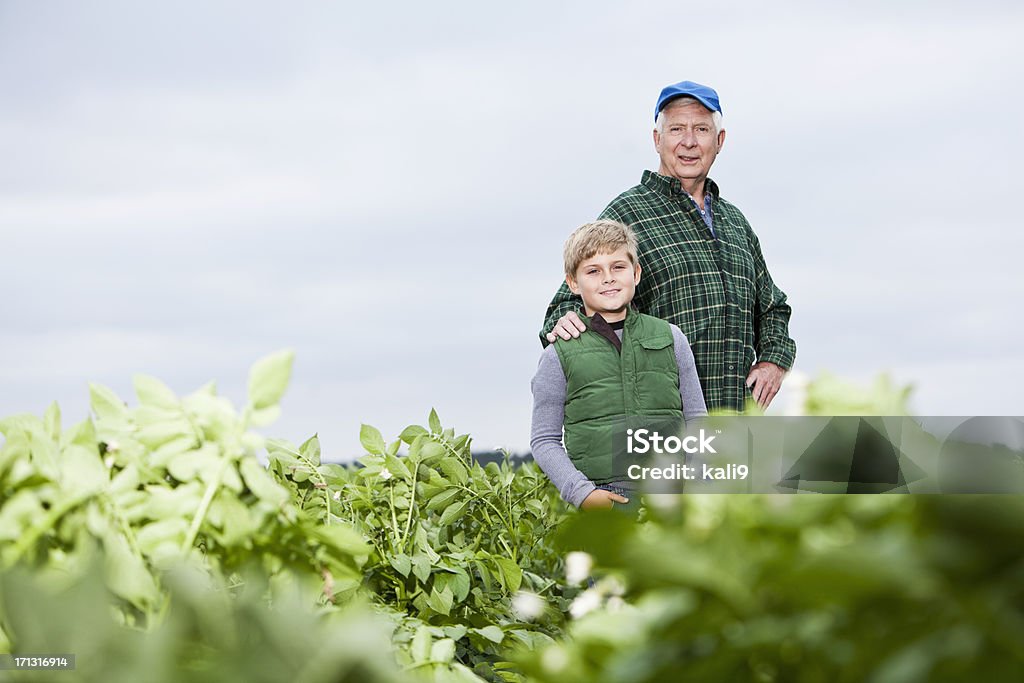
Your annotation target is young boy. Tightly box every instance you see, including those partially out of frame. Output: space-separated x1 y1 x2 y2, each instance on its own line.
530 220 707 510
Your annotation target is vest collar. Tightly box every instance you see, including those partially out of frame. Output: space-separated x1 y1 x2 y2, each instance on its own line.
580 306 641 353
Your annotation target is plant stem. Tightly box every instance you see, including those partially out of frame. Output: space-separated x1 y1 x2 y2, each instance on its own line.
399 462 420 552
453 484 518 561
3 492 93 566
181 457 230 552
291 448 331 525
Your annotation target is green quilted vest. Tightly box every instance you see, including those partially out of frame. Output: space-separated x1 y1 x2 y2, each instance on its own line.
554 308 682 484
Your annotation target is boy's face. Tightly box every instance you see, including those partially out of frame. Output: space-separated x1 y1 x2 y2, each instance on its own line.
566 246 641 323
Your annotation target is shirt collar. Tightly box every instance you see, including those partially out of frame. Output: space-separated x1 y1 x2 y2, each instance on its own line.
641 170 720 201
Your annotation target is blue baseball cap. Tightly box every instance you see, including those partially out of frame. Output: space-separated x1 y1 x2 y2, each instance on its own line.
654 80 722 120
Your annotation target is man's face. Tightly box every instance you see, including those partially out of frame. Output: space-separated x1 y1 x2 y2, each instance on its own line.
566 246 641 322
653 98 726 188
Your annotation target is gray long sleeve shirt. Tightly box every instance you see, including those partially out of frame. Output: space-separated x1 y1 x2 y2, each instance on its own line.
530 324 707 508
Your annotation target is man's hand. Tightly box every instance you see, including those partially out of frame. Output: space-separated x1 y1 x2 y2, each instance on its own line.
545 311 587 343
745 361 786 410
580 489 629 510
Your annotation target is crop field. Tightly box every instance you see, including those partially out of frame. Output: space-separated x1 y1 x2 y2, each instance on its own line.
1 353 1021 682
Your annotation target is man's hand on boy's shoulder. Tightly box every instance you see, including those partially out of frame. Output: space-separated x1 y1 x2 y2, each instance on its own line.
580 488 629 510
545 311 587 343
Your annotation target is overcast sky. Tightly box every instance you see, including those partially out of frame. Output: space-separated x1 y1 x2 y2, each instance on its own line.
2 1 1022 459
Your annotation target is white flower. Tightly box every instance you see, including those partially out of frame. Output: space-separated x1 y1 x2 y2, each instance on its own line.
564 551 593 585
603 575 626 597
569 588 602 619
606 596 626 612
541 645 569 673
645 493 680 510
511 591 545 621
379 467 393 481
332 490 342 501
106 440 120 453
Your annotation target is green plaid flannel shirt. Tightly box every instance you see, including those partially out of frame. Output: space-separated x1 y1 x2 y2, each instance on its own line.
541 171 796 413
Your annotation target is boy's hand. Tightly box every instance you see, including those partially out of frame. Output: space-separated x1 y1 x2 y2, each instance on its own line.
745 361 786 409
580 489 629 510
546 311 587 343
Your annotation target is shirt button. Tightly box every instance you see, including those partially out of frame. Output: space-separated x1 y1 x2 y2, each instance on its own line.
727 364 735 370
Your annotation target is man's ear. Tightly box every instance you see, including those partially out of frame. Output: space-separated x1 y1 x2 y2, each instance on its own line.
566 274 580 295
633 262 642 285
716 128 726 152
652 127 661 151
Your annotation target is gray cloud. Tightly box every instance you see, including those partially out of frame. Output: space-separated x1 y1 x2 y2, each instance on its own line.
2 1 1022 459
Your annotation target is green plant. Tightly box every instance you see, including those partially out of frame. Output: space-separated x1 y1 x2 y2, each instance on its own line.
268 414 574 681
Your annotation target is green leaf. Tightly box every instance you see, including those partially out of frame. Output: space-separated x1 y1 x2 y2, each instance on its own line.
400 425 428 444
310 524 371 560
299 433 322 465
247 349 294 410
0 491 44 542
411 625 432 664
473 625 505 644
359 424 386 455
443 624 468 641
43 402 62 441
439 501 467 527
136 517 190 558
63 418 98 449
389 554 412 577
135 419 195 451
247 404 281 427
440 458 468 486
426 488 460 512
418 440 447 465
89 383 127 421
412 555 432 584
240 457 289 506
426 586 454 615
384 453 411 481
104 532 160 608
430 638 456 663
206 495 259 547
493 557 523 593
60 444 108 496
428 408 442 433
435 569 471 603
166 445 221 483
132 483 203 521
133 375 179 410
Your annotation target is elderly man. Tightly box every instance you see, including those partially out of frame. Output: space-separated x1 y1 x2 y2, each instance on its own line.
541 80 795 412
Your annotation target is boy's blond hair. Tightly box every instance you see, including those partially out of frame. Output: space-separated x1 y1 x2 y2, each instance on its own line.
563 220 639 278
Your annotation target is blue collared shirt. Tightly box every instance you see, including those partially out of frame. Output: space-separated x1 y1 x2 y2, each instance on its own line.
685 192 714 237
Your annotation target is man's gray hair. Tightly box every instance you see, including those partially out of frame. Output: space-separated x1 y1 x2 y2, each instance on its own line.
655 96 724 135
